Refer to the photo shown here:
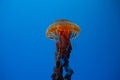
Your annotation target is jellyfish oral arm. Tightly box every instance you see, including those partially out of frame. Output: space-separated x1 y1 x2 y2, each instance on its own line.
51 35 73 80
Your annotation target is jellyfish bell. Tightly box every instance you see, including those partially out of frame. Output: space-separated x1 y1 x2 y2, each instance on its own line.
46 19 80 41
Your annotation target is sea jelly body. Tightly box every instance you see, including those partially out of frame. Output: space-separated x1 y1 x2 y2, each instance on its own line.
46 19 80 80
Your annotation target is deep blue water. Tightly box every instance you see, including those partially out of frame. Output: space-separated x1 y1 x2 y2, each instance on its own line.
0 0 120 80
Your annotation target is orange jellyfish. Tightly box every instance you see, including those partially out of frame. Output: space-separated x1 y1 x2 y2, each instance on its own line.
46 19 80 80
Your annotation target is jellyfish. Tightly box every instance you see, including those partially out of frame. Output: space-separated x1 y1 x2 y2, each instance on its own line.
46 19 80 80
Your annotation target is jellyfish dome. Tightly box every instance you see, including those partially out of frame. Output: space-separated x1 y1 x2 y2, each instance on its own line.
46 19 80 41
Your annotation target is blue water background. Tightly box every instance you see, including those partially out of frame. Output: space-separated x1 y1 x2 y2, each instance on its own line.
0 0 120 80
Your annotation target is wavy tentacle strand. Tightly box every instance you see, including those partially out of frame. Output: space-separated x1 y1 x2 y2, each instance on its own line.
51 34 73 80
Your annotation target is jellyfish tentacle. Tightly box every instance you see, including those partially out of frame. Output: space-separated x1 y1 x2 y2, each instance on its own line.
51 33 74 80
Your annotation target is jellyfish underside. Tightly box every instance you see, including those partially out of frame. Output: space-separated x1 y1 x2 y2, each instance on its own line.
46 20 80 80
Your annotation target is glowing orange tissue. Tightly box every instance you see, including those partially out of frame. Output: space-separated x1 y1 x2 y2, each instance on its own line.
46 19 80 80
